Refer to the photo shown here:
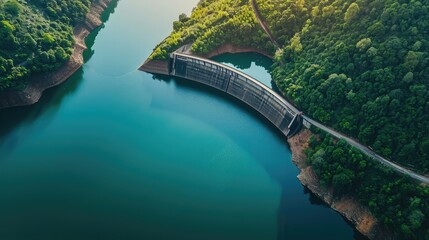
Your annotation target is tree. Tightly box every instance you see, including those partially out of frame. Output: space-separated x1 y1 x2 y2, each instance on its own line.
3 0 22 15
290 33 303 52
41 33 55 49
322 6 335 17
404 51 422 71
356 38 372 51
0 20 16 49
332 172 353 194
344 3 360 22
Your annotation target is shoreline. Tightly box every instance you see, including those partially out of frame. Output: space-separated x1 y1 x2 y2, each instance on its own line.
0 0 113 110
287 129 393 239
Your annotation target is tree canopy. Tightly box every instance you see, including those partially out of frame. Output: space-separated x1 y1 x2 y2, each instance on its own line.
256 0 429 172
0 0 92 90
149 0 275 60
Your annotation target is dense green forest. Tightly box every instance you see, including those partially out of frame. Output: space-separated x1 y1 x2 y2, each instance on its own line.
256 0 429 172
149 0 275 60
307 128 429 239
0 0 92 90
306 127 429 239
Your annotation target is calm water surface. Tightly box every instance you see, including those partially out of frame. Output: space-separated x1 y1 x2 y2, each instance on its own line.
0 0 366 239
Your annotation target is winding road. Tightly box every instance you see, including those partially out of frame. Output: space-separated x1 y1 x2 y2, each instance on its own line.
250 0 429 184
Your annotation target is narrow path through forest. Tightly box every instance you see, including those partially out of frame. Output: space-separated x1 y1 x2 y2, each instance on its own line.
251 0 280 49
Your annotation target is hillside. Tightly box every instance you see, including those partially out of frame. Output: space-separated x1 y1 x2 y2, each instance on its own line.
256 0 429 172
0 0 92 90
149 0 275 60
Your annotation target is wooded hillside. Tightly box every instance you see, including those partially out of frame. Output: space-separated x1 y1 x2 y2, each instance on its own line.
0 0 92 90
256 0 429 172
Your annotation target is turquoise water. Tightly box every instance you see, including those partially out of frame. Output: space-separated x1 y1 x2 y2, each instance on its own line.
0 0 365 239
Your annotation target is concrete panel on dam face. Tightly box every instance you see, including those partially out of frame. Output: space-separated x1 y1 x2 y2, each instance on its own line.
170 53 297 138
226 73 291 130
175 57 229 91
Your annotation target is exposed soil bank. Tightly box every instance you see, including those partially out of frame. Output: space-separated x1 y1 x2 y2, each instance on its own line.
288 129 394 240
0 0 113 110
204 44 273 59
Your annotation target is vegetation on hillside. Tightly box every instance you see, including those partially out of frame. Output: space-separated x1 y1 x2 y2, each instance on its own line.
0 0 92 90
149 0 275 60
256 0 429 172
306 129 429 239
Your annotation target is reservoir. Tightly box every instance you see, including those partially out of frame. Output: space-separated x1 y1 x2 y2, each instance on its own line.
0 0 365 239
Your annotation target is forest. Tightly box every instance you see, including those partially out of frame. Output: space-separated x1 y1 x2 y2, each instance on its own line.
256 0 429 172
0 0 92 90
149 0 275 60
307 127 429 239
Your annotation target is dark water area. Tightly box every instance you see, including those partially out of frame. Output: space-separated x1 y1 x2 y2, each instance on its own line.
0 0 366 239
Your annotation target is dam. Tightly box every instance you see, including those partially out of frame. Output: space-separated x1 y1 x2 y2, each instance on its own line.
140 52 303 138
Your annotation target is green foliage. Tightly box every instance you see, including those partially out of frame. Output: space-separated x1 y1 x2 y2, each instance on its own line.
262 0 429 173
290 33 303 52
356 37 372 50
256 0 310 45
150 0 274 60
0 0 92 90
3 0 22 15
30 0 91 25
344 3 360 22
307 132 429 239
0 19 16 49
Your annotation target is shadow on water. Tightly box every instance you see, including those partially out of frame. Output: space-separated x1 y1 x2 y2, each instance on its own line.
277 187 370 240
0 69 85 157
0 1 119 156
83 0 119 62
151 70 368 240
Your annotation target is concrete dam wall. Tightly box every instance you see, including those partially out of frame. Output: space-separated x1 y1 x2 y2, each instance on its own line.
140 52 302 137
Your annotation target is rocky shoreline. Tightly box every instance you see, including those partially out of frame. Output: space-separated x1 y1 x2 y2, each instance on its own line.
287 129 394 239
0 0 113 110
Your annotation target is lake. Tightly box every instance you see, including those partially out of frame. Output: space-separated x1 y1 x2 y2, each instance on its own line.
0 0 365 239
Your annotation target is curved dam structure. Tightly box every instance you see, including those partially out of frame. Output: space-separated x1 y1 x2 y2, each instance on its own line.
140 52 303 137
139 51 429 184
